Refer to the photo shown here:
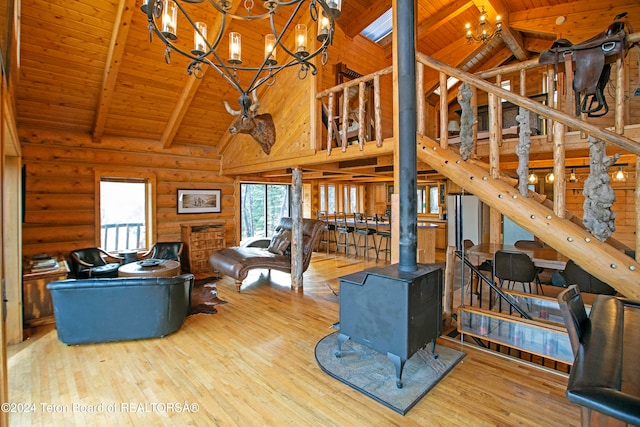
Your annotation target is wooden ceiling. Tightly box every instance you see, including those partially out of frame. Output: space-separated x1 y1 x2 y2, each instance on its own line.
14 0 640 181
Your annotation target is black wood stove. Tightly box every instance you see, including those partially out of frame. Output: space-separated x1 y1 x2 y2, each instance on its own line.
336 263 443 388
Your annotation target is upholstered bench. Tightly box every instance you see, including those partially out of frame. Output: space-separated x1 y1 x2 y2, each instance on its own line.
209 217 325 292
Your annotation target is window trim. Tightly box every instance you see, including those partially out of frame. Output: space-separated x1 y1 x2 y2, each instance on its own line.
94 169 156 252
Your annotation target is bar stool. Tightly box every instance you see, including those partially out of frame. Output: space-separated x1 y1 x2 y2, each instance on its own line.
334 212 356 256
316 210 336 253
353 213 377 259
374 215 391 261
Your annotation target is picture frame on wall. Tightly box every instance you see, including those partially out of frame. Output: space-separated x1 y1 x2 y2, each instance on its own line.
177 189 221 214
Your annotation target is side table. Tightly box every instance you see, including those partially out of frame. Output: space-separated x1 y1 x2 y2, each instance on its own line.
118 259 181 278
22 258 69 329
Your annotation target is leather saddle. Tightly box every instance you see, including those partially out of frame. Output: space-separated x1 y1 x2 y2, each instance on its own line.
539 13 631 117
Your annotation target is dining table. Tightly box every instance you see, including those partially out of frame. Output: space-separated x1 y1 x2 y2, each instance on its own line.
466 243 568 271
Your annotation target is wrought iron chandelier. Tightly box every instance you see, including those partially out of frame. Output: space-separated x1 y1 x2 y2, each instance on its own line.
465 6 501 43
142 0 342 117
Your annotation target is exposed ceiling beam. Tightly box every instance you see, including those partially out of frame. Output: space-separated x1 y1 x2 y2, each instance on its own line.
481 0 529 60
160 0 243 148
92 0 136 142
508 0 640 42
416 0 474 40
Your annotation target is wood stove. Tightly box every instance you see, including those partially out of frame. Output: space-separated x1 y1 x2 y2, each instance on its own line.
337 264 443 388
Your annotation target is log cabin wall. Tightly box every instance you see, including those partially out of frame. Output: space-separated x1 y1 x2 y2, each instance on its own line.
19 129 235 263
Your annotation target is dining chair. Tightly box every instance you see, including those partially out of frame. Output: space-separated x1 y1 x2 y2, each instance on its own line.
561 259 616 295
374 214 391 261
514 239 544 248
514 239 546 283
334 212 356 256
353 213 376 259
493 250 542 294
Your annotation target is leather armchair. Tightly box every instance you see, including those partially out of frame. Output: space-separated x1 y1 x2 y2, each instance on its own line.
70 247 123 278
140 242 184 262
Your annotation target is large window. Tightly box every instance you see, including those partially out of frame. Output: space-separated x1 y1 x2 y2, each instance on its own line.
99 177 152 252
241 183 290 240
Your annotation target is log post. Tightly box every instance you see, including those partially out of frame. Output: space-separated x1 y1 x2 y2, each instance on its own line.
615 56 625 135
341 87 349 151
327 93 334 154
358 81 366 149
439 71 448 148
553 122 566 218
443 245 456 327
488 92 501 243
291 168 303 292
374 76 382 146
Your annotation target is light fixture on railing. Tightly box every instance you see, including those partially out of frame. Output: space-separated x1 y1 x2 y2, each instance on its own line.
465 6 501 44
528 170 538 184
569 168 578 183
141 0 341 118
545 171 555 183
447 120 460 135
611 165 628 182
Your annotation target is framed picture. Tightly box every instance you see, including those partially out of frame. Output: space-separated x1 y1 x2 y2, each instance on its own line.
177 189 221 214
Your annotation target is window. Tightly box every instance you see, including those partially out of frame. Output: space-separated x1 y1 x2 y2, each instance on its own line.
417 184 440 215
99 177 153 252
360 8 392 43
240 183 290 240
429 186 440 214
327 184 336 213
319 184 326 212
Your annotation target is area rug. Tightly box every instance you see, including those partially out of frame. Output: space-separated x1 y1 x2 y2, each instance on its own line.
190 280 227 315
315 331 465 415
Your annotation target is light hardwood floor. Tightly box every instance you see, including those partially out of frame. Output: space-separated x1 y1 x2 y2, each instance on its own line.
8 253 580 426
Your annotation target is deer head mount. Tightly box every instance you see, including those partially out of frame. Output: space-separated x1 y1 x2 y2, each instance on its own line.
224 90 276 155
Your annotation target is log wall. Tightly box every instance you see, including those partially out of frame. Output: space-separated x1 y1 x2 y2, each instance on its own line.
19 129 235 263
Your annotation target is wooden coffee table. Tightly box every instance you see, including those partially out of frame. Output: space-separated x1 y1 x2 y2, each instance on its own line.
118 259 181 278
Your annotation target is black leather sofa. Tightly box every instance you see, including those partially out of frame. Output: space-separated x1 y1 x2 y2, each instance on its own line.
558 285 640 425
47 274 194 345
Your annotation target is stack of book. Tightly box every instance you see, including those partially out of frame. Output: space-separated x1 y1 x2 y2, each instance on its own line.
30 255 59 273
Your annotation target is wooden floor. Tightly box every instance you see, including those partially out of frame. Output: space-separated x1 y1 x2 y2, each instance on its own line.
8 252 580 426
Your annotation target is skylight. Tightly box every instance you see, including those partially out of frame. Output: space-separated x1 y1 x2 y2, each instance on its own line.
360 8 393 43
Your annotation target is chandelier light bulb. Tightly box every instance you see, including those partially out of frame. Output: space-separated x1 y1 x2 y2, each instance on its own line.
264 34 277 65
192 22 207 56
295 24 308 57
229 32 242 64
162 0 178 40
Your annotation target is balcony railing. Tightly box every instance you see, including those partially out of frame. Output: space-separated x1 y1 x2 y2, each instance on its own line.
101 223 145 252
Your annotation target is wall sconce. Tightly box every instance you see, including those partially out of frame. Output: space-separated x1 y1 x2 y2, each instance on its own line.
528 171 538 184
568 168 578 183
612 166 628 182
545 171 555 183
